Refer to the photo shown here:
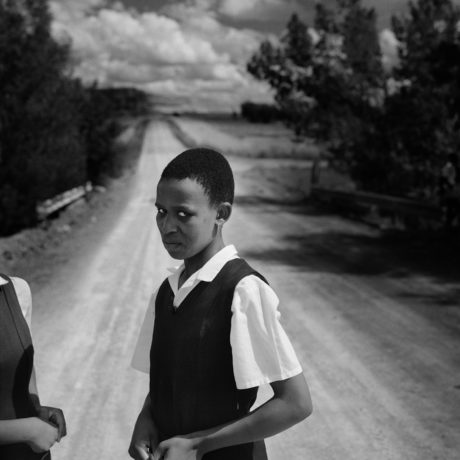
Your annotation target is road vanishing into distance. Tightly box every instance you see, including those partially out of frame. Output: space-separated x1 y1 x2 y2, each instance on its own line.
28 119 460 460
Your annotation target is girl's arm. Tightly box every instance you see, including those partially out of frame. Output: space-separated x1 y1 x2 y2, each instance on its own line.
29 367 67 441
0 278 64 452
0 418 58 452
154 372 312 460
29 367 41 411
129 394 160 460
0 368 64 451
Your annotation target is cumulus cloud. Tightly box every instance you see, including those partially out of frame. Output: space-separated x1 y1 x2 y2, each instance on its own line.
161 2 267 63
50 0 273 111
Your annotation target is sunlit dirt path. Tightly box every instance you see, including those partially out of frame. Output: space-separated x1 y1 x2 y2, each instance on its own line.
30 119 460 460
32 120 181 459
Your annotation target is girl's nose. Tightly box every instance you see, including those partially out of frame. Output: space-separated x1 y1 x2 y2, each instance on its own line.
159 214 177 234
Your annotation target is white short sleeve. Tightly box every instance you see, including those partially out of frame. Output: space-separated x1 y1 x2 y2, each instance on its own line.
131 290 157 373
11 277 33 329
230 275 302 389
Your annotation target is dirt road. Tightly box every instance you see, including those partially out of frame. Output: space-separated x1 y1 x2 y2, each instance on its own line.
28 119 460 460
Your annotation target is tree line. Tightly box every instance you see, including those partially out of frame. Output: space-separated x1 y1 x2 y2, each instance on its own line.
0 0 149 236
246 0 460 200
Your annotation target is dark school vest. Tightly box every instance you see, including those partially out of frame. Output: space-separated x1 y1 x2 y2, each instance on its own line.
150 258 269 460
0 275 49 460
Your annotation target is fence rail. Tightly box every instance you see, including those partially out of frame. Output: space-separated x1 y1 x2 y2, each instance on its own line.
310 186 443 229
36 183 92 220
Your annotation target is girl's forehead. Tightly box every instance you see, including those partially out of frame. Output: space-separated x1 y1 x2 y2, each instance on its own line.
157 178 209 204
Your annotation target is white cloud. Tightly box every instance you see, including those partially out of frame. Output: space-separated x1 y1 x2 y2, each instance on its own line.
380 28 399 71
218 0 282 18
161 2 266 63
50 0 273 111
50 0 107 22
219 0 261 17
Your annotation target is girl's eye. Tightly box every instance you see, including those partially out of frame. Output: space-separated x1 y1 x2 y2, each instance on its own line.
157 208 166 215
177 211 189 218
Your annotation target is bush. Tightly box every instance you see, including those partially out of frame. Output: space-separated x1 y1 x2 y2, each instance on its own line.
247 1 460 202
0 1 151 235
82 87 149 185
0 1 86 234
240 102 283 123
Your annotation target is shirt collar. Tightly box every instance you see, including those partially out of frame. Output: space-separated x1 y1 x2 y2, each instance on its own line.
167 244 238 286
0 276 8 285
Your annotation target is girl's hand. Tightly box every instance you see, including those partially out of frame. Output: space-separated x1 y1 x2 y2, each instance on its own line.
26 417 59 453
153 437 202 460
38 406 67 441
128 409 158 460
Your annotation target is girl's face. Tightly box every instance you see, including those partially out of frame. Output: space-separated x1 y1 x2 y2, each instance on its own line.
155 178 220 261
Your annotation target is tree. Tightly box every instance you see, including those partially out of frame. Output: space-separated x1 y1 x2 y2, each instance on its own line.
247 0 460 199
392 0 459 83
283 13 314 67
0 0 86 234
0 0 151 235
342 1 383 86
247 1 383 140
384 0 460 196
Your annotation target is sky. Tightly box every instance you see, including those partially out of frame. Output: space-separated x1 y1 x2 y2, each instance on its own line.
48 0 445 112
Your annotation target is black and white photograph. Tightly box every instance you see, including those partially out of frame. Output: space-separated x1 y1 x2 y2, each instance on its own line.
1 1 460 459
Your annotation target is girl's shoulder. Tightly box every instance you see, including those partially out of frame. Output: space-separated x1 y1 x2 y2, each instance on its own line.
10 277 33 325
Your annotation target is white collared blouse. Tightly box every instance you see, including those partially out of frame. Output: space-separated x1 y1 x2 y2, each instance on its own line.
0 275 32 327
131 245 302 390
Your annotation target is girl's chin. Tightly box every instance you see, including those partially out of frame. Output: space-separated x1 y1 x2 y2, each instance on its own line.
169 252 185 260
164 245 186 259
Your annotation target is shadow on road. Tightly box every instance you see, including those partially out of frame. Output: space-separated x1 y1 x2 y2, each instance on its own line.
235 195 310 207
239 201 460 309
399 289 460 307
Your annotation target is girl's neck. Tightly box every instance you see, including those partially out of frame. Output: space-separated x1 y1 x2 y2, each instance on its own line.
181 238 225 284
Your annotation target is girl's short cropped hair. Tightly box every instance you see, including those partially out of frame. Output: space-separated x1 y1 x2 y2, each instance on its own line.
160 148 235 205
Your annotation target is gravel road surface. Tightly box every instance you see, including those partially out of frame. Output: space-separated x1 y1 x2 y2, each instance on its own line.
28 119 460 460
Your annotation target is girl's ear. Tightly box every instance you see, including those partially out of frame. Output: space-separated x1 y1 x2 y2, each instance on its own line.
216 202 232 224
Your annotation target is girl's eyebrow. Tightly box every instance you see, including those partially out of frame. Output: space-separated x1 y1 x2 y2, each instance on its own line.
173 204 195 212
154 201 194 211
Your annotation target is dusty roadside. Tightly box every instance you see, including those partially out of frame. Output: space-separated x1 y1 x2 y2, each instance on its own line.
0 117 147 291
0 173 136 290
1 118 459 460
